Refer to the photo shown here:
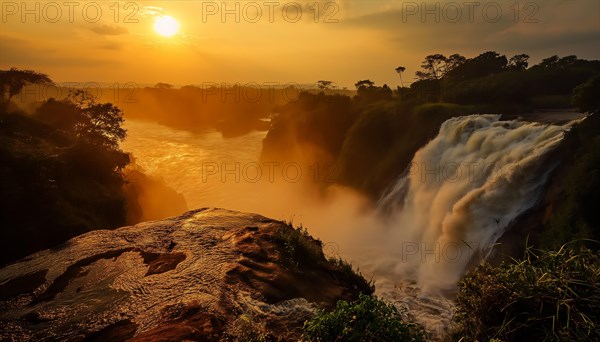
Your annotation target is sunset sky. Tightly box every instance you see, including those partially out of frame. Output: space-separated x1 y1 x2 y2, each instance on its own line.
1 0 599 88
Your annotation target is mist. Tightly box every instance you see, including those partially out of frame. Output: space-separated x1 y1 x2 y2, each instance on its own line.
120 112 579 333
3 1 600 337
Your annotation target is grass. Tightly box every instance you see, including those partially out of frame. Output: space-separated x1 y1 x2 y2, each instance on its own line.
327 257 374 295
276 222 374 294
450 242 600 341
276 223 328 270
222 314 269 342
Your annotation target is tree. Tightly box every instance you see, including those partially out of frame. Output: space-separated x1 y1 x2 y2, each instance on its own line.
380 84 392 97
444 54 466 75
412 54 465 102
154 82 174 89
445 51 508 79
507 54 530 71
414 54 466 81
355 80 374 90
354 80 392 103
533 55 583 72
0 68 52 106
557 55 579 68
395 66 406 87
317 80 333 92
34 98 86 134
537 55 560 69
415 54 447 80
474 51 508 67
66 90 127 150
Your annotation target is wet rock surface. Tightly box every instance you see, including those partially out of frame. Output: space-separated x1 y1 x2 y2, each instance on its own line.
0 208 369 341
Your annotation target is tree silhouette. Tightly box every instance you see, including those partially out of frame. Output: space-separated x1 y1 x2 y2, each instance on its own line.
317 80 333 93
0 68 52 107
67 90 127 150
355 80 375 89
395 66 406 87
444 54 466 75
415 54 447 80
507 54 530 71
154 82 174 89
354 80 392 102
538 55 560 69
445 51 508 80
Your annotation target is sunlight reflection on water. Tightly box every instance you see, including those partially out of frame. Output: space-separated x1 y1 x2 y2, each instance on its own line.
122 120 267 210
120 119 454 339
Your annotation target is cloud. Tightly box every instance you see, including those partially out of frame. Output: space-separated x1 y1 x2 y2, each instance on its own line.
0 33 119 70
90 25 129 36
0 34 52 66
139 6 165 18
100 42 123 51
339 0 600 58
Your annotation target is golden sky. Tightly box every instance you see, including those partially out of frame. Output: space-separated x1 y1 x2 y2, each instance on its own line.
1 0 599 88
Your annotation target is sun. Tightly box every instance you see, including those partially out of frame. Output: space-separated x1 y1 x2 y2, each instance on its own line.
154 16 179 37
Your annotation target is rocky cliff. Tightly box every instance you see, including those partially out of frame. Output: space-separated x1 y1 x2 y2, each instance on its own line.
0 208 371 341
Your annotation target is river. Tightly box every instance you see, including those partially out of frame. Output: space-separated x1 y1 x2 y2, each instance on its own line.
121 115 578 338
121 118 454 336
122 120 268 210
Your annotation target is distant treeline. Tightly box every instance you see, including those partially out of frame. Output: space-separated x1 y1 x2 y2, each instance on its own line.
12 82 356 137
262 52 600 197
402 52 600 110
1 51 598 263
115 84 357 137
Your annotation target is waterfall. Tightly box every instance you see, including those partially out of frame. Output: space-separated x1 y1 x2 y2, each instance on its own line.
377 114 574 293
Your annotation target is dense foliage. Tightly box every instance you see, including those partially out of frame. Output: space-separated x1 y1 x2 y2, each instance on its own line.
572 74 600 113
262 92 357 162
451 245 600 341
537 85 600 249
0 70 134 265
0 68 52 107
262 52 600 198
0 104 130 265
408 52 600 107
303 293 427 342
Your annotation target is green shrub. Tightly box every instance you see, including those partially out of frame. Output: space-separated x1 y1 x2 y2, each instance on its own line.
451 244 600 341
303 293 427 342
276 224 327 270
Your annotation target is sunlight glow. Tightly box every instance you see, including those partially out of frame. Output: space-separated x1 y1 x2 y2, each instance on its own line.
154 16 180 37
